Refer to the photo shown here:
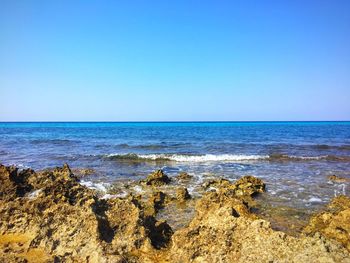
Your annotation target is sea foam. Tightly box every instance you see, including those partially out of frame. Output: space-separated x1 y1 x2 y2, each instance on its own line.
106 153 268 162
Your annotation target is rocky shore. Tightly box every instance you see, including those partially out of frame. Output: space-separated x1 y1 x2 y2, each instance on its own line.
0 164 349 262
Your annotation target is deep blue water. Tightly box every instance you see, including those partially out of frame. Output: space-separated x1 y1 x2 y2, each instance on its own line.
1 121 350 209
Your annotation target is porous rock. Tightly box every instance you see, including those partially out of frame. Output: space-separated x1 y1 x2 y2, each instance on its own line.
177 172 192 181
143 169 171 186
304 195 350 251
169 188 350 262
176 187 191 202
0 164 172 262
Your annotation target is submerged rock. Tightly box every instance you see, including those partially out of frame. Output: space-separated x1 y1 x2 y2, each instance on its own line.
177 171 192 181
71 167 95 177
328 175 350 183
142 169 171 186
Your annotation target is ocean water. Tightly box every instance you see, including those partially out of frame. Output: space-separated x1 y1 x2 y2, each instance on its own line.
1 121 350 210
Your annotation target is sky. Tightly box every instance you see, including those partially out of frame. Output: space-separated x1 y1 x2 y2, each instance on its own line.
0 0 349 121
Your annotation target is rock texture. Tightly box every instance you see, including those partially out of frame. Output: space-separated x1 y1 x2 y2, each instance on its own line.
177 172 192 181
304 195 350 251
142 169 171 186
202 175 265 197
1 164 349 263
328 175 350 183
176 187 191 202
0 164 171 262
169 190 350 262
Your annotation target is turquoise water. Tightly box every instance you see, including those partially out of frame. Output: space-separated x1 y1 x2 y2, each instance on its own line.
1 121 350 209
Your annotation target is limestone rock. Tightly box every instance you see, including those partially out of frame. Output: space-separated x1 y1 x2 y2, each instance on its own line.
177 172 192 181
328 175 350 183
0 164 172 262
203 175 265 197
304 195 350 251
169 190 350 262
176 187 191 202
1 164 349 262
143 169 171 186
233 175 265 196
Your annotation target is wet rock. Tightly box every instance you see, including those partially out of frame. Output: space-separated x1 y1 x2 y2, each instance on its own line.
328 175 350 183
176 187 191 202
202 178 231 190
142 169 171 186
202 175 265 197
234 175 265 196
177 171 192 181
71 168 95 177
304 195 350 251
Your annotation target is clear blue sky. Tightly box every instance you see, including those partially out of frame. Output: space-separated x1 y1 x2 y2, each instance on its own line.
0 0 349 121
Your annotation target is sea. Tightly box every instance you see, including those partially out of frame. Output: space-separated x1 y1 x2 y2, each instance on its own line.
1 121 350 211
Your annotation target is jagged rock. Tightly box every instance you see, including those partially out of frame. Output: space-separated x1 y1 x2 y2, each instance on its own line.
169 190 350 262
71 168 95 177
0 164 173 262
202 175 265 197
176 187 191 202
177 172 192 181
143 169 171 186
328 175 350 183
144 191 168 216
202 178 231 190
1 164 349 262
0 165 33 201
304 195 350 251
233 175 265 196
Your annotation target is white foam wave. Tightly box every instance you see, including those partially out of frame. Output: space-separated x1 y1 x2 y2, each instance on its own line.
80 180 111 192
107 153 268 162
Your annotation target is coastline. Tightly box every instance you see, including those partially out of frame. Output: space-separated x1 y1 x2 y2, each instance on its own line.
1 163 349 262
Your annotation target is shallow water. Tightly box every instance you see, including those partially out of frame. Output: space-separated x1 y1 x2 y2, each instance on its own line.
0 122 349 212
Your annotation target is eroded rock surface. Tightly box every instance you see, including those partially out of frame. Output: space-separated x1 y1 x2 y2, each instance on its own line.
169 188 350 263
1 164 349 263
142 169 171 186
328 175 350 183
177 172 192 181
176 187 191 202
0 164 172 262
304 195 350 251
202 175 265 198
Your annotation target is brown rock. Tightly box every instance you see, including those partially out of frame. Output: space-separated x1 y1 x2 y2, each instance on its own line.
143 169 171 186
72 168 95 177
304 195 350 251
176 187 191 202
0 164 173 262
328 175 350 183
233 175 265 196
169 190 350 262
177 171 192 181
202 175 265 197
144 191 169 216
1 164 349 262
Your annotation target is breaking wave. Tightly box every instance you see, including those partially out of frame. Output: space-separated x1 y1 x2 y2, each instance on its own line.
105 153 350 163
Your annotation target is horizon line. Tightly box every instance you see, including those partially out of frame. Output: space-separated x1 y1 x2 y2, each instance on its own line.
1 120 350 123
